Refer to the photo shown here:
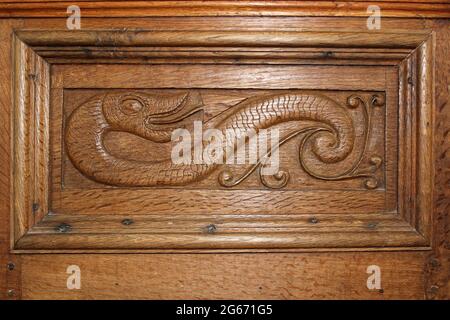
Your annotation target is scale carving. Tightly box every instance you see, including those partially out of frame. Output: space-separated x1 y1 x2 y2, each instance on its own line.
65 91 384 189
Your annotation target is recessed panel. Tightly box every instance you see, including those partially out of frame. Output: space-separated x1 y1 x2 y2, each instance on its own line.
48 64 392 217
11 30 433 250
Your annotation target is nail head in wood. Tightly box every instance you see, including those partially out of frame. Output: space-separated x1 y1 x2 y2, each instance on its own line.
308 217 319 224
430 258 440 268
55 223 72 233
206 224 217 234
367 222 378 229
121 218 134 226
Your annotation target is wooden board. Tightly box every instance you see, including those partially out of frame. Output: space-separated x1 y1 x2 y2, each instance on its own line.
0 1 449 18
21 252 427 300
0 13 448 300
10 28 433 251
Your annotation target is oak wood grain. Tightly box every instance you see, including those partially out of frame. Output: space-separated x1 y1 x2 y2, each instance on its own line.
0 19 24 300
425 19 449 300
10 28 433 251
0 15 447 299
20 252 427 299
0 1 449 18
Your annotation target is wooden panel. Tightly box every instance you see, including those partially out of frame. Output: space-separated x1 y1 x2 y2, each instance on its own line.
58 65 389 89
9 29 433 251
59 89 387 190
425 20 450 300
0 16 447 299
0 19 22 300
21 252 427 299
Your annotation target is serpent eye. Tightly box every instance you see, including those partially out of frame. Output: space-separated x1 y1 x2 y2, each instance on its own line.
120 98 143 115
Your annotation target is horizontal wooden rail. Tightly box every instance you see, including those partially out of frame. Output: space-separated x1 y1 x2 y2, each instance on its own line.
0 1 449 18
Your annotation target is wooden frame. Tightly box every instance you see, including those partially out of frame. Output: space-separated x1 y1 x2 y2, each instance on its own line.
11 29 434 251
0 1 449 18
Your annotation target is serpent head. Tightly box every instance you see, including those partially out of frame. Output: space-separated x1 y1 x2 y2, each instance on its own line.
102 91 203 143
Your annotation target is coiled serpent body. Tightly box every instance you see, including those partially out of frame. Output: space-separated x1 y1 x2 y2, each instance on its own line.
65 92 354 186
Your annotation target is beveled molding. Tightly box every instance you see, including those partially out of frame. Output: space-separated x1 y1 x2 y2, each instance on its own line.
11 30 434 252
0 1 449 18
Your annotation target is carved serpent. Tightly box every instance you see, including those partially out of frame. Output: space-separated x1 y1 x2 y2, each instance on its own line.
65 91 354 187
